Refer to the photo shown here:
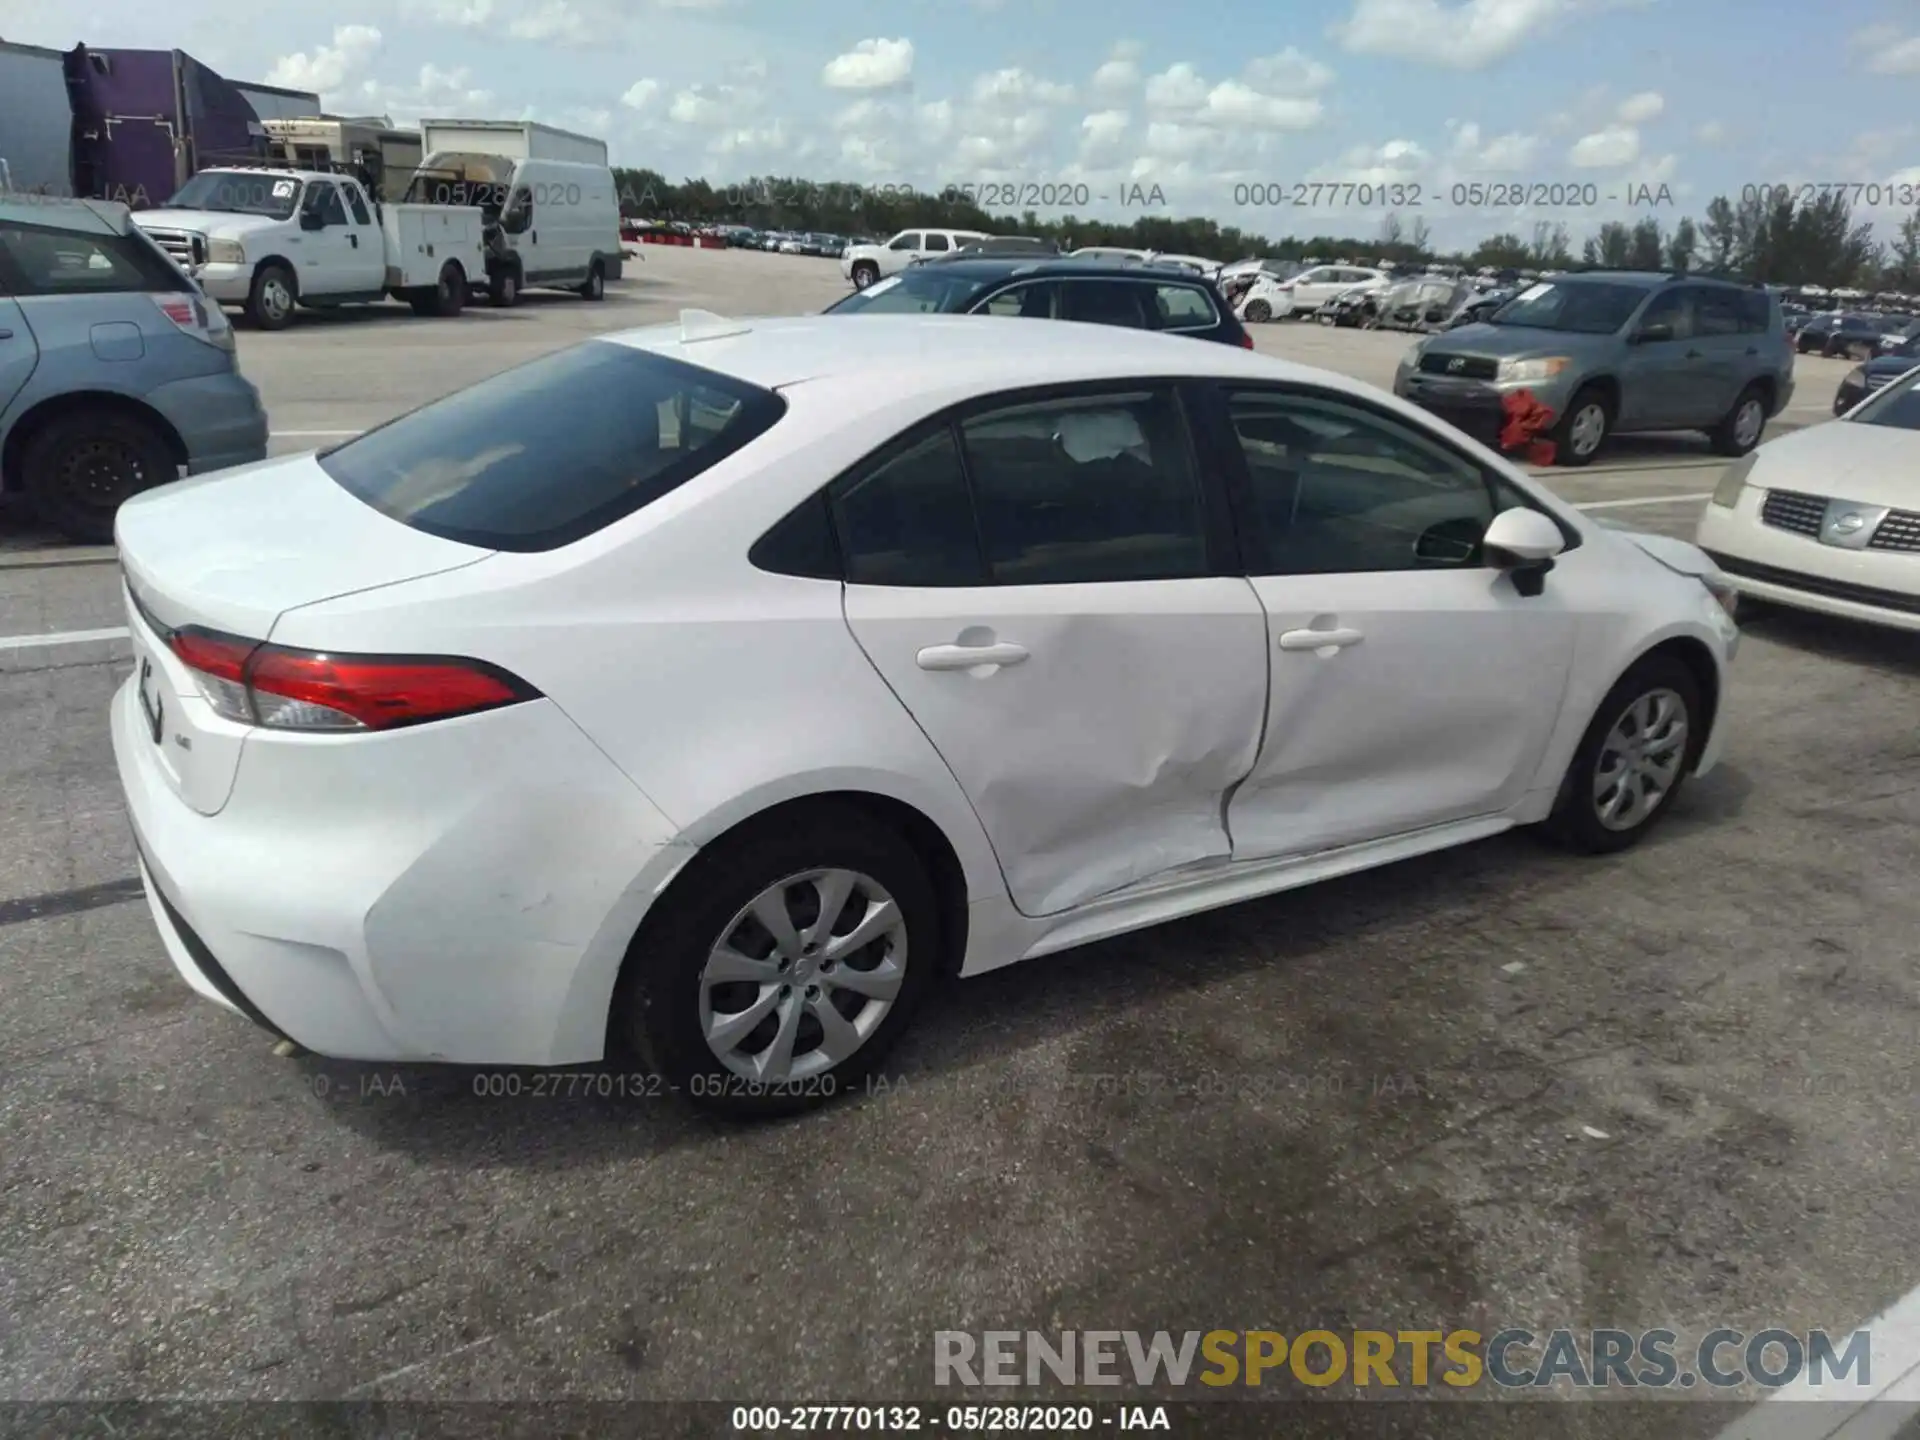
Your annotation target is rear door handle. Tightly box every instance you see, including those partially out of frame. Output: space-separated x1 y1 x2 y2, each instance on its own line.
916 642 1030 671
0 328 11 339
1278 627 1364 651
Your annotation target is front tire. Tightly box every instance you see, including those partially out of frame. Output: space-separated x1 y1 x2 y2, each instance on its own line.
615 804 941 1116
851 261 880 289
245 263 297 330
1542 655 1702 854
21 409 178 544
1550 384 1612 467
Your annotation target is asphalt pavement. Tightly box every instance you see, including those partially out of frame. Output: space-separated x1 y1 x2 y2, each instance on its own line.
1 249 1916 1437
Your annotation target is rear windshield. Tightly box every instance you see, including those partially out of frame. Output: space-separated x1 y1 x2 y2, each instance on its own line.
825 272 989 314
0 217 192 296
319 341 787 551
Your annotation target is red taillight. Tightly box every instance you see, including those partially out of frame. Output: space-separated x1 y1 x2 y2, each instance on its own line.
167 626 537 732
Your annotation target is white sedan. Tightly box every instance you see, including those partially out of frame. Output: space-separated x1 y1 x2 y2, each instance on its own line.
1694 362 1920 631
111 314 1740 1114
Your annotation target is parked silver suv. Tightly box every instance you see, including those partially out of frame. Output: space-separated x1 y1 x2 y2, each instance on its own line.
1 196 268 542
1393 271 1796 466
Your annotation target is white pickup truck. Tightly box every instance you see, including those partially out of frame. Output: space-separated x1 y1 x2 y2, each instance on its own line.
133 167 486 329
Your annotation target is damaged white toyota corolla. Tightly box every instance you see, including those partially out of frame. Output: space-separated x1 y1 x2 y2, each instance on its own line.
110 312 1741 1114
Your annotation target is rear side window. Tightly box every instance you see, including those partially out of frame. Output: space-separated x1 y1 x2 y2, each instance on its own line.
1155 284 1218 329
1059 280 1153 329
1737 289 1774 333
0 218 191 296
344 184 373 226
320 341 786 551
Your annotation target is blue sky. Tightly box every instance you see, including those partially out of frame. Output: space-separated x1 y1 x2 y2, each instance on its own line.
6 0 1918 250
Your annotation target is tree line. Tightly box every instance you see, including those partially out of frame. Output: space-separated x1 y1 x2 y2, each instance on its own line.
612 165 1920 292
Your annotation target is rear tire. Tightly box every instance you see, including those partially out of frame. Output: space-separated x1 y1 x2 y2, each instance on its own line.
408 264 466 317
578 259 605 300
613 803 941 1117
489 266 521 308
1541 654 1703 854
21 409 178 545
1244 298 1272 322
245 263 297 331
1710 382 1767 456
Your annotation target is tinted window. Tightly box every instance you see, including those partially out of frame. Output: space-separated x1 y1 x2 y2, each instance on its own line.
320 341 786 552
977 282 1057 318
344 184 373 226
1692 286 1743 337
1490 280 1645 334
1060 280 1153 329
1737 289 1774 333
1155 284 1217 329
889 232 922 251
832 428 983 586
924 233 951 252
960 390 1208 585
0 218 191 296
1225 390 1524 574
307 182 348 227
1636 288 1693 340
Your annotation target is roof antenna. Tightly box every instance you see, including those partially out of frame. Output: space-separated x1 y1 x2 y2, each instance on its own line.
680 309 751 342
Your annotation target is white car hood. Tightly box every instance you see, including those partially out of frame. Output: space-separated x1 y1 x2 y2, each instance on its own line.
1744 420 1920 509
134 208 284 240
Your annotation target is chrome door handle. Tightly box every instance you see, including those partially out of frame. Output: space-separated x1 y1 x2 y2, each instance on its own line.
916 642 1029 671
1278 627 1363 651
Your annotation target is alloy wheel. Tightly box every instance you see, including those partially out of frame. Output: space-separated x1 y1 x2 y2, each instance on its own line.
699 868 908 1083
1733 397 1764 449
1568 403 1608 458
1593 688 1689 831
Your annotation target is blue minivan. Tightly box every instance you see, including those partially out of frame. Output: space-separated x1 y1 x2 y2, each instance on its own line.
0 195 268 543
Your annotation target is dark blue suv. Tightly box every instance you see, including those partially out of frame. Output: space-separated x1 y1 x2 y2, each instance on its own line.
823 257 1254 348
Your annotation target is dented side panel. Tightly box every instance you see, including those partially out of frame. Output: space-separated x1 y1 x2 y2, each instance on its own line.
841 577 1271 918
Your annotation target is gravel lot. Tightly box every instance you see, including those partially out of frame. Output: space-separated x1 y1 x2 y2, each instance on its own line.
1 247 1915 1437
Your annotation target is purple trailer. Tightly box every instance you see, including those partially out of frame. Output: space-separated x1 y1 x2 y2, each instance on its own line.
63 46 270 209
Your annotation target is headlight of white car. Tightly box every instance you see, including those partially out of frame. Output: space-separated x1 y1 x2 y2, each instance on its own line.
207 238 245 265
1496 355 1571 383
1709 451 1761 508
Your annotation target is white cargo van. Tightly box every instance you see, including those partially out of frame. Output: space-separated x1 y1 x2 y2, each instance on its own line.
410 119 623 306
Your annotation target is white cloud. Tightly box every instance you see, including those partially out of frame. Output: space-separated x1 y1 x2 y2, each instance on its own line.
822 38 914 90
669 87 730 125
1205 81 1323 130
1080 109 1130 156
620 79 660 110
264 24 382 95
1092 58 1140 93
919 100 956 143
1615 90 1663 124
1853 24 1920 74
1695 119 1726 144
1144 63 1211 114
1569 123 1639 167
354 62 493 125
1244 48 1337 93
1447 119 1542 170
1142 56 1329 133
399 0 494 25
508 0 594 43
1311 138 1429 186
971 68 1075 109
1332 0 1569 69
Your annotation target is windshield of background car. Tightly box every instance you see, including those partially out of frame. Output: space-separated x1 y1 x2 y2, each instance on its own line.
1486 280 1646 334
1849 369 1920 431
319 341 787 551
165 170 302 219
824 271 988 313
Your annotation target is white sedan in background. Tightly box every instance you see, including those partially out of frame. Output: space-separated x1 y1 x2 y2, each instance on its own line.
111 314 1739 1115
1694 363 1920 631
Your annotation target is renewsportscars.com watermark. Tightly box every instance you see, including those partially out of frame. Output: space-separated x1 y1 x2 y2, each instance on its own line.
934 1329 1872 1391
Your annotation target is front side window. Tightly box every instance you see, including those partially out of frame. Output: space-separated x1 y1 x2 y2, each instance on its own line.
1224 389 1528 574
960 390 1208 585
320 341 786 551
888 232 922 251
976 281 1059 318
1155 284 1218 329
306 182 348 227
0 218 191 296
344 184 373 226
1692 287 1744 337
1635 288 1693 340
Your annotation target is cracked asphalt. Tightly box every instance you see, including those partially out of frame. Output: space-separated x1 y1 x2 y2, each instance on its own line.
1 248 1916 1438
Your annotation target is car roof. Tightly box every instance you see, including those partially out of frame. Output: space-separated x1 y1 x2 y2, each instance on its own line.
602 313 1292 392
0 196 128 233
902 257 1220 284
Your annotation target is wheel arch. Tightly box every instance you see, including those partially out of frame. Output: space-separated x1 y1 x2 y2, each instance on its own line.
598 786 978 1059
1631 634 1723 772
1 389 187 493
250 255 298 289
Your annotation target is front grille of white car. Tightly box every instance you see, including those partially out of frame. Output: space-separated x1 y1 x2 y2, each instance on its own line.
143 228 204 268
1759 489 1827 538
1868 509 1920 552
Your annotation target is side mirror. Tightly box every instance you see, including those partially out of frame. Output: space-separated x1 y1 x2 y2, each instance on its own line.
1484 508 1566 595
1632 321 1674 344
299 209 324 230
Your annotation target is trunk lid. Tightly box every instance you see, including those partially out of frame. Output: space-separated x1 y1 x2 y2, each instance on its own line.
115 454 493 815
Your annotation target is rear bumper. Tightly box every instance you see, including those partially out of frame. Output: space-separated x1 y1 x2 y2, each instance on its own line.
112 675 695 1064
146 370 268 474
